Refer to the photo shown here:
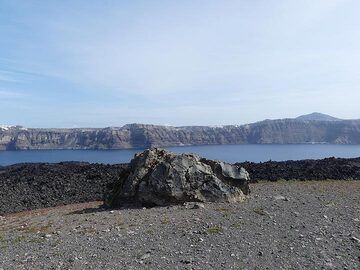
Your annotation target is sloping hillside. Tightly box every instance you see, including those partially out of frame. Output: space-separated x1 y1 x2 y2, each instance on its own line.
1 113 359 150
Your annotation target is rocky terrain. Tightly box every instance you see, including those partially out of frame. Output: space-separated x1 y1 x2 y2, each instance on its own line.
0 162 127 215
0 181 359 269
237 157 360 181
1 154 360 215
1 113 360 150
1 149 360 269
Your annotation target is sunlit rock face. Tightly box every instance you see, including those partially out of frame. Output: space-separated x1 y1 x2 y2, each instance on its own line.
105 148 250 207
1 116 360 151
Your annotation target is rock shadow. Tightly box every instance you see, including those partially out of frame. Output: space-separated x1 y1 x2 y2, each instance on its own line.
66 206 107 215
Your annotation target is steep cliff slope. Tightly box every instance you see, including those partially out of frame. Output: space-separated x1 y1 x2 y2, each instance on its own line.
1 114 359 150
245 119 360 144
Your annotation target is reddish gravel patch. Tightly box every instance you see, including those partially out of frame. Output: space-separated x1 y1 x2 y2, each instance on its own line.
1 181 359 270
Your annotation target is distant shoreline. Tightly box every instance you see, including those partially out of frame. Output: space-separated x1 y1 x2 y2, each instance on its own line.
2 115 360 151
2 141 360 152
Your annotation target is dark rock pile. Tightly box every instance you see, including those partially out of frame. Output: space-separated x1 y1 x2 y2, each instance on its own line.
236 157 360 181
0 162 127 215
105 148 250 207
1 153 360 215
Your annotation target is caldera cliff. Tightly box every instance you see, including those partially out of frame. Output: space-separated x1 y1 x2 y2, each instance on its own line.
1 113 359 150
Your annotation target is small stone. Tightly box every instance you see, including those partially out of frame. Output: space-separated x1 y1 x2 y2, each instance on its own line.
184 202 205 209
274 195 289 201
193 203 205 209
351 236 360 243
180 259 191 264
325 262 333 268
140 252 151 260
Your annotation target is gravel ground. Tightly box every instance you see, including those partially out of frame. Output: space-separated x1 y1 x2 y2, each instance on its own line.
1 180 360 270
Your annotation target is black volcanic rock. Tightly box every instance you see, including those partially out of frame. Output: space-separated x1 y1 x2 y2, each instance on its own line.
1 156 360 215
0 162 127 215
236 157 360 181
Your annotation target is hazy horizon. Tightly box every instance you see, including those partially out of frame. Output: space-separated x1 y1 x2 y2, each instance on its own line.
0 112 356 129
1 1 360 127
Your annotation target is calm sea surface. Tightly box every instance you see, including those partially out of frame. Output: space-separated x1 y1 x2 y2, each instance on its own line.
0 144 359 166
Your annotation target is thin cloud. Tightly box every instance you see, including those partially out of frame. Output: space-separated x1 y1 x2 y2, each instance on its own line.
0 1 359 126
0 72 19 83
0 90 26 99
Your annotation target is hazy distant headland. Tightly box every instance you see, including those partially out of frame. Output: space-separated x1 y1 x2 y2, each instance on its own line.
1 113 360 151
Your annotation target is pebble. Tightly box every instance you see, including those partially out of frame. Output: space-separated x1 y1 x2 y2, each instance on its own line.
1 181 359 270
140 252 151 260
183 202 205 209
274 195 289 201
350 236 360 243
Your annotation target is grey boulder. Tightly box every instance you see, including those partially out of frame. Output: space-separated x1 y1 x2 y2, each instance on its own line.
105 148 250 207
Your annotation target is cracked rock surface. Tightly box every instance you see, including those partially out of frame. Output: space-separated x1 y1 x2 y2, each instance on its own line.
105 148 250 207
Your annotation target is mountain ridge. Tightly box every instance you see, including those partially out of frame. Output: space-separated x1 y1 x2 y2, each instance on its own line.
295 112 341 121
1 113 359 150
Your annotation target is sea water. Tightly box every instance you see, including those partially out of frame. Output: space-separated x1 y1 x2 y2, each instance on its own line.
0 144 359 166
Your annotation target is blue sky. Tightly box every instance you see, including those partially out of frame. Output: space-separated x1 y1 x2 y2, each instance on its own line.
1 0 359 127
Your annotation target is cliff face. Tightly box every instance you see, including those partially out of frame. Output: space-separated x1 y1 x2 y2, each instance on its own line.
0 125 247 150
1 117 360 150
0 127 133 150
245 119 360 144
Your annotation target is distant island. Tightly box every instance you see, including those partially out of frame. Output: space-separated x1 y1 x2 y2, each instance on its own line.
1 113 359 150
